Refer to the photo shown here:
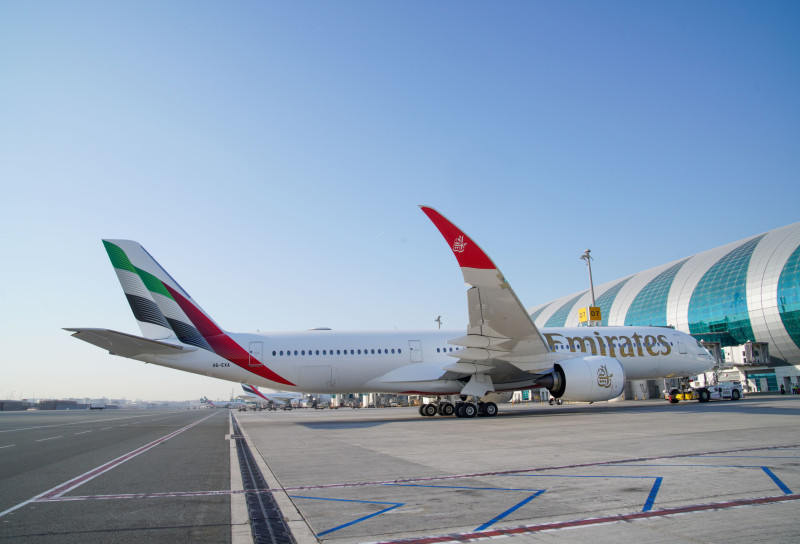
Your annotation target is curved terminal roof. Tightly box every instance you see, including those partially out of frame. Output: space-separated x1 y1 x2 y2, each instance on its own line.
528 222 800 364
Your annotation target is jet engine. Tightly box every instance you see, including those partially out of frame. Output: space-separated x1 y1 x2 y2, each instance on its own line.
540 356 625 402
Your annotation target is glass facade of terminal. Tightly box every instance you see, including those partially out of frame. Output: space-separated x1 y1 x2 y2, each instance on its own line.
544 292 585 327
625 259 689 327
596 278 631 326
529 223 800 365
687 235 765 346
779 244 800 350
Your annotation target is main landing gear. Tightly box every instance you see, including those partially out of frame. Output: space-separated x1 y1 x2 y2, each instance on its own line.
418 397 498 418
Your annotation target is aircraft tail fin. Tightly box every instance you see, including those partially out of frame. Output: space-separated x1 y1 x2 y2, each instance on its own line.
103 240 220 350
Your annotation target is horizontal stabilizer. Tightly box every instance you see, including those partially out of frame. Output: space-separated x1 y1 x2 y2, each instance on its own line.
65 328 193 358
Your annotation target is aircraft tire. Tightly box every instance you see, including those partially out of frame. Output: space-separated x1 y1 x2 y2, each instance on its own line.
483 402 498 417
455 403 466 418
463 403 477 418
423 403 437 417
439 402 455 416
419 404 426 416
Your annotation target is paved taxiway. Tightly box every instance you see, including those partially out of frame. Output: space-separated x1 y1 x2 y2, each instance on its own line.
0 410 231 543
2 397 799 543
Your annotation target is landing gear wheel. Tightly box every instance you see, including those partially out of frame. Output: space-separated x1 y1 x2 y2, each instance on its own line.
462 403 477 418
439 402 455 416
455 403 466 418
418 404 426 416
422 403 437 417
482 402 498 417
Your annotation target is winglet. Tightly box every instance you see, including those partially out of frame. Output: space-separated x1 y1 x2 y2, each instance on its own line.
419 206 495 270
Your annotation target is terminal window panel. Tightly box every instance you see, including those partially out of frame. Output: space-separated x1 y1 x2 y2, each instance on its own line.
688 235 765 346
778 244 800 351
544 292 587 328
595 277 631 326
625 259 689 327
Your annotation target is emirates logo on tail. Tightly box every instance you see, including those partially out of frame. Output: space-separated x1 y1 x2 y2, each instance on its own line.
453 235 467 253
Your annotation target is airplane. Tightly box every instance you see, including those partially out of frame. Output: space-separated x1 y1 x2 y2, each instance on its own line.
200 396 239 409
67 206 716 418
238 384 304 410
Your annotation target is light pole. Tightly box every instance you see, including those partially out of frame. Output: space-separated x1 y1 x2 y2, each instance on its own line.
580 249 596 307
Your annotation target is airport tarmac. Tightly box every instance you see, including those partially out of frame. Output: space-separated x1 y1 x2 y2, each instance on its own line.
236 396 800 544
0 409 231 543
1 397 799 543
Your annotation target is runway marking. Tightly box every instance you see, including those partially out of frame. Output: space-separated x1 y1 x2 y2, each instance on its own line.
35 436 62 442
289 495 405 537
0 411 220 519
0 444 15 449
74 430 92 435
365 493 800 544
276 442 800 492
0 413 169 434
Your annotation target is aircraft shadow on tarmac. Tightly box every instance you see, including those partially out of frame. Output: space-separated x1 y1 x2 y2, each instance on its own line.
298 397 800 427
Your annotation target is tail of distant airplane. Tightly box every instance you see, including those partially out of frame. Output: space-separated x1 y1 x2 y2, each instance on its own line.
242 384 270 401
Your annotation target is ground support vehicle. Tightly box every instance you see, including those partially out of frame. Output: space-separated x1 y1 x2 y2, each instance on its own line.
665 380 743 403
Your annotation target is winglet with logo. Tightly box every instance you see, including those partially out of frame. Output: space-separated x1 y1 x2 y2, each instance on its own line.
420 205 551 368
419 206 495 270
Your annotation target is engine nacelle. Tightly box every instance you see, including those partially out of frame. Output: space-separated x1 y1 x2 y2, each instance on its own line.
549 356 625 402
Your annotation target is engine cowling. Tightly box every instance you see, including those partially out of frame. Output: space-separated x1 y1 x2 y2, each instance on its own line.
548 356 625 402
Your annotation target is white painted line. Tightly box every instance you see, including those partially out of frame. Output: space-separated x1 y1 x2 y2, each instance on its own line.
35 436 62 442
0 413 167 434
74 431 92 435
0 445 15 449
0 411 219 519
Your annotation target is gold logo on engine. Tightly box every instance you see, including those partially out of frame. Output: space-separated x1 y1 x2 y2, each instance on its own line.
597 364 613 388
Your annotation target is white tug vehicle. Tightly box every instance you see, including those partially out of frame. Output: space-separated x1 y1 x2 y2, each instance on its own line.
665 378 744 403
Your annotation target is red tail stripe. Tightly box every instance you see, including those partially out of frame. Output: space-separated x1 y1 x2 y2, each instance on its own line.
163 284 295 386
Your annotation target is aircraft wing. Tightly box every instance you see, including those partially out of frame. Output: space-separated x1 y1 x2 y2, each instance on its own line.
65 328 194 358
421 206 551 374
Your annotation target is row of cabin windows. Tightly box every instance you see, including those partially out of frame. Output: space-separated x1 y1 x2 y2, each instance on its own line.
272 348 402 357
436 347 462 353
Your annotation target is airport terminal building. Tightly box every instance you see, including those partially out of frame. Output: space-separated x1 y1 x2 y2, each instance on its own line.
528 221 800 395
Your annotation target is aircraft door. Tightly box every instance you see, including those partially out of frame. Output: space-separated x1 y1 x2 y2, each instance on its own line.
673 335 687 354
409 340 423 362
249 342 263 366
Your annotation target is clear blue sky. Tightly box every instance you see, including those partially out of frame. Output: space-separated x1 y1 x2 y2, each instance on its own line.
2 1 798 401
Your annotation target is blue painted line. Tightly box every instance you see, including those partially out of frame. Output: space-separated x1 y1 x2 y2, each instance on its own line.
385 483 544 492
289 495 404 537
475 490 545 531
642 477 662 512
606 463 794 496
761 467 792 495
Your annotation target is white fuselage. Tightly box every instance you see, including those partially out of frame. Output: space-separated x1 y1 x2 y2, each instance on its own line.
134 326 715 395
